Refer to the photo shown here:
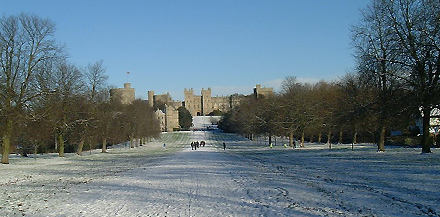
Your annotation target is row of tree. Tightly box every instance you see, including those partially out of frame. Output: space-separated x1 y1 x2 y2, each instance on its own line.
219 77 412 149
219 0 440 153
0 14 160 164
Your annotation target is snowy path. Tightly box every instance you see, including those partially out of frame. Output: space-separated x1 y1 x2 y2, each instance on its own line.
37 147 277 216
24 139 315 216
1 131 440 216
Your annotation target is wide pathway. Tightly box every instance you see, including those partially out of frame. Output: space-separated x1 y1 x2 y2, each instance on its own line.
32 144 329 216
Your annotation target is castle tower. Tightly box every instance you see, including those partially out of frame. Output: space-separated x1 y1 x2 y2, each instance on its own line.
201 88 212 115
184 88 200 116
110 83 135 104
148 90 154 107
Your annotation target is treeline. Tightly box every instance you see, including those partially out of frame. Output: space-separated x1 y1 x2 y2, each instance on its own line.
219 77 413 148
0 14 160 164
219 0 440 153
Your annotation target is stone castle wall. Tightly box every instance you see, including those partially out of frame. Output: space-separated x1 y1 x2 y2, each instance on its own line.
110 83 135 104
184 87 243 116
184 88 202 116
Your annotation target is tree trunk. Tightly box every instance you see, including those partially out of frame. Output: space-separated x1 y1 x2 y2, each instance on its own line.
421 108 432 153
353 129 358 144
327 130 331 149
58 134 65 157
130 137 134 148
268 134 272 145
318 132 322 144
77 138 84 155
54 134 58 152
89 139 92 155
34 143 38 156
102 138 107 153
1 119 13 164
300 131 305 147
338 129 343 144
352 130 358 151
378 125 386 152
289 131 294 147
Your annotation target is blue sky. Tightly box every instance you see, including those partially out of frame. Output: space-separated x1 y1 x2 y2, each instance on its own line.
1 0 368 100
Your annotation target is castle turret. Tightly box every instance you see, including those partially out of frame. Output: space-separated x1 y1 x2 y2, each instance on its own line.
201 88 212 115
148 90 154 107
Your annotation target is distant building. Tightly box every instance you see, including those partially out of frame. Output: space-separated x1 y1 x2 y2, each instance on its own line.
164 105 179 132
184 88 233 116
148 90 181 132
155 109 166 132
112 83 274 132
254 84 274 99
415 108 440 134
183 88 251 116
110 83 135 104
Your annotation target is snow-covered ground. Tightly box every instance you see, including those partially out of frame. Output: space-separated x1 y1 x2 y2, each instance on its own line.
191 116 221 130
1 131 439 216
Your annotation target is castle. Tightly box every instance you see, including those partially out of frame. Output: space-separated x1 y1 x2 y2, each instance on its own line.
147 91 180 132
109 83 135 104
184 88 240 116
110 83 273 132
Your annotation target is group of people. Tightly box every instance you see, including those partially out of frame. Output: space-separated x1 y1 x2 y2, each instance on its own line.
190 141 205 150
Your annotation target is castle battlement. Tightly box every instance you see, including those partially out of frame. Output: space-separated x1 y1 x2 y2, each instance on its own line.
184 88 194 95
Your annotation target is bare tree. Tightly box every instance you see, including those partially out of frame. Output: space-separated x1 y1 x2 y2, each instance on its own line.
279 77 315 147
84 60 108 153
352 0 408 151
354 0 440 153
85 60 107 103
0 14 61 164
385 0 440 153
49 61 84 157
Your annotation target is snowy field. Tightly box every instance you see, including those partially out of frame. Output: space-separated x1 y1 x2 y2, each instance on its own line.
1 131 439 216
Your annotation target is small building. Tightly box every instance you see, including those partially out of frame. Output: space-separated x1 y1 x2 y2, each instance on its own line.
415 108 440 134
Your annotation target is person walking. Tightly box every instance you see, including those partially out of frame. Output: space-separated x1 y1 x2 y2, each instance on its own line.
223 142 226 150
